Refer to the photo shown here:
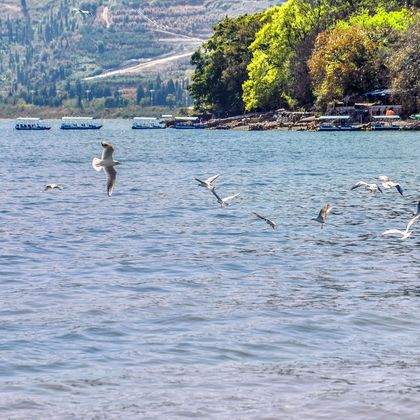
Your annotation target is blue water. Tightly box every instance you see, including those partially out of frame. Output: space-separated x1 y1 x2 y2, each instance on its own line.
1 119 419 418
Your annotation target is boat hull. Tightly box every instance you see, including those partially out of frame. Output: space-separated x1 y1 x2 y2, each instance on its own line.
174 124 206 129
15 127 51 130
370 125 400 131
60 125 102 130
132 126 166 129
319 125 362 131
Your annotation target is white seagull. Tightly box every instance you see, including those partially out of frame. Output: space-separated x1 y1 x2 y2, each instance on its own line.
312 204 332 229
376 175 403 195
195 174 220 189
44 184 63 191
210 187 240 208
92 141 120 196
382 214 419 240
72 8 92 18
252 212 277 229
351 181 383 193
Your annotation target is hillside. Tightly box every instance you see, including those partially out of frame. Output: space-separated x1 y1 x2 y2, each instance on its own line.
0 0 279 89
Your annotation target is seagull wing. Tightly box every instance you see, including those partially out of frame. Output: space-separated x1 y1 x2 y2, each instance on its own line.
394 183 403 196
223 193 240 202
205 174 220 185
322 204 332 217
104 166 117 196
210 188 222 203
376 184 383 193
351 181 368 190
194 177 204 185
406 214 420 231
252 212 267 221
382 229 404 236
101 142 114 160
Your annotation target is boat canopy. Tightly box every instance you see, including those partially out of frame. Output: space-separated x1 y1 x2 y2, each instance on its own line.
319 115 351 120
133 117 160 121
16 117 41 121
372 115 400 120
174 116 199 122
61 116 95 120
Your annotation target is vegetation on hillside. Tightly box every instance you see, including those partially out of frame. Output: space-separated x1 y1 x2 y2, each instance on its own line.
189 0 419 116
0 0 276 114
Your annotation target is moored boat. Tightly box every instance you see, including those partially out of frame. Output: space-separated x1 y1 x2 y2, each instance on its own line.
173 116 206 129
370 115 401 131
132 117 166 129
15 117 51 130
60 117 102 130
318 115 362 131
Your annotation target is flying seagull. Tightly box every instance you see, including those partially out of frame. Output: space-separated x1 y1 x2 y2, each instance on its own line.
92 141 120 196
72 8 92 18
376 175 403 195
351 181 383 193
210 187 240 208
195 174 220 189
382 214 419 240
44 184 63 191
252 212 277 229
312 204 332 229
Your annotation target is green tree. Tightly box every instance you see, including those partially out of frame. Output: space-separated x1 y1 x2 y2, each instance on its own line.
189 13 263 116
308 8 411 108
388 13 420 114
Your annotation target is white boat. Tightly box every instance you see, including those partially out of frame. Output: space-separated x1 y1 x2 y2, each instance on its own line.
132 117 166 129
60 117 102 130
15 117 50 130
318 115 361 131
370 115 401 131
173 116 206 129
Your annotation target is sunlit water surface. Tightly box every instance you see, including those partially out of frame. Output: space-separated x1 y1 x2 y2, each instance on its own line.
1 120 419 419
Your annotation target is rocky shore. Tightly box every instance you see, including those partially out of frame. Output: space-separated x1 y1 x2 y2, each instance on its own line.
205 110 420 131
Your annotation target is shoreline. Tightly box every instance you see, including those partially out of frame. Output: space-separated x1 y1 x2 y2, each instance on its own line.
205 111 420 131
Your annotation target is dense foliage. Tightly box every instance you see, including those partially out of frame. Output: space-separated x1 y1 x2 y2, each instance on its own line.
189 14 263 115
189 0 419 114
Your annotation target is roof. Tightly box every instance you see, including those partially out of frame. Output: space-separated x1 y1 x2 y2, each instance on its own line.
319 115 351 120
372 115 401 119
133 117 159 121
16 117 41 121
61 116 94 120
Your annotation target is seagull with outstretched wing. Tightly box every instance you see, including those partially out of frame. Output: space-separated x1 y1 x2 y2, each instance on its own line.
210 187 240 208
195 174 220 189
252 212 277 229
382 214 419 240
44 184 63 191
312 204 332 229
351 181 382 193
92 141 120 196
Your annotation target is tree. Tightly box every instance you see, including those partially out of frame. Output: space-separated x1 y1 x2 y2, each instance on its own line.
242 0 411 111
189 13 264 116
388 13 420 114
308 8 411 108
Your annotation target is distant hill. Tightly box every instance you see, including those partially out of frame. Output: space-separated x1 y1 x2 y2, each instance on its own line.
0 0 280 79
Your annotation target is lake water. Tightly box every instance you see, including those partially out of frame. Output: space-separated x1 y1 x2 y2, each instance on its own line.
1 120 419 419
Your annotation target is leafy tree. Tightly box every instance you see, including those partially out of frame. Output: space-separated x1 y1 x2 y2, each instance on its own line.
388 13 420 114
189 13 263 115
242 0 411 111
308 8 411 108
